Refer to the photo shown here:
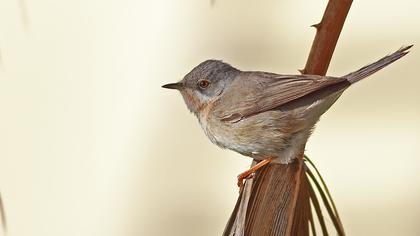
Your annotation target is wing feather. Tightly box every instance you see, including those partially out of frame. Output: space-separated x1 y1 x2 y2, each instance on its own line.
217 72 349 123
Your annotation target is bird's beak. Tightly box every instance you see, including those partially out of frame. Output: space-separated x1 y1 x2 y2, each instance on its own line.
162 82 184 90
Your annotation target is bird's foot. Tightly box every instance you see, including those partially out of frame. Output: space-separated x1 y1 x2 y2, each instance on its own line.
237 157 274 192
237 172 255 191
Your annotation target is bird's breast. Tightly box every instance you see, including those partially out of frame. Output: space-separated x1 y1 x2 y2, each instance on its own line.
197 102 219 144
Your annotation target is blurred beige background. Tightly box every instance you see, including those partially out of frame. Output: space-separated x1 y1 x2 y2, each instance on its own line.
0 0 419 235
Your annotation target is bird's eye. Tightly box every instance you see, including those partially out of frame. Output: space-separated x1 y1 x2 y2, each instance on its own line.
198 80 210 89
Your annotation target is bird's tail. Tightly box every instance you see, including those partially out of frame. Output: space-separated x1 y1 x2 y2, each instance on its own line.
344 45 412 84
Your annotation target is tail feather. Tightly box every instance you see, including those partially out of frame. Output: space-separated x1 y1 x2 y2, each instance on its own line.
344 45 412 84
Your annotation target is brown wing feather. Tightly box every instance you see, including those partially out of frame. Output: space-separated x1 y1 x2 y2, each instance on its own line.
217 72 348 123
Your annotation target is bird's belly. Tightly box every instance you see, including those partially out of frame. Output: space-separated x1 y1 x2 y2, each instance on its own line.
202 110 310 164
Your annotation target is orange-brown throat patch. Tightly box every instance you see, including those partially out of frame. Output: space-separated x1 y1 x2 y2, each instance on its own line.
181 89 207 115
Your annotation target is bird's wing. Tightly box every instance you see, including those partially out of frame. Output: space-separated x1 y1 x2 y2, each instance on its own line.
217 72 349 123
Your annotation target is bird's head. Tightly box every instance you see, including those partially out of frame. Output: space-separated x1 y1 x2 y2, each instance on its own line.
162 60 239 116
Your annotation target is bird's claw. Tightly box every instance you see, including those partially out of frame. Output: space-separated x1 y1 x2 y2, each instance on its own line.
237 172 255 192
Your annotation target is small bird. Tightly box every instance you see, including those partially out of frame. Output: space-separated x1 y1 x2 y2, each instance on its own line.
162 46 411 188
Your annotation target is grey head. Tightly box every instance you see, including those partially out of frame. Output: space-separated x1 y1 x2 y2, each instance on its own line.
162 60 240 116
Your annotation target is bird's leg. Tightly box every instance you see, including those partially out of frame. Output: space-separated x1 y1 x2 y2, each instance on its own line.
237 157 274 190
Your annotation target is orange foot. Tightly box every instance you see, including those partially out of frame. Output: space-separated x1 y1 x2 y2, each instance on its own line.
237 157 274 191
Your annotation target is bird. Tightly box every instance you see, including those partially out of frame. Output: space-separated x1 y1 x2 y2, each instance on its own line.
162 46 412 188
